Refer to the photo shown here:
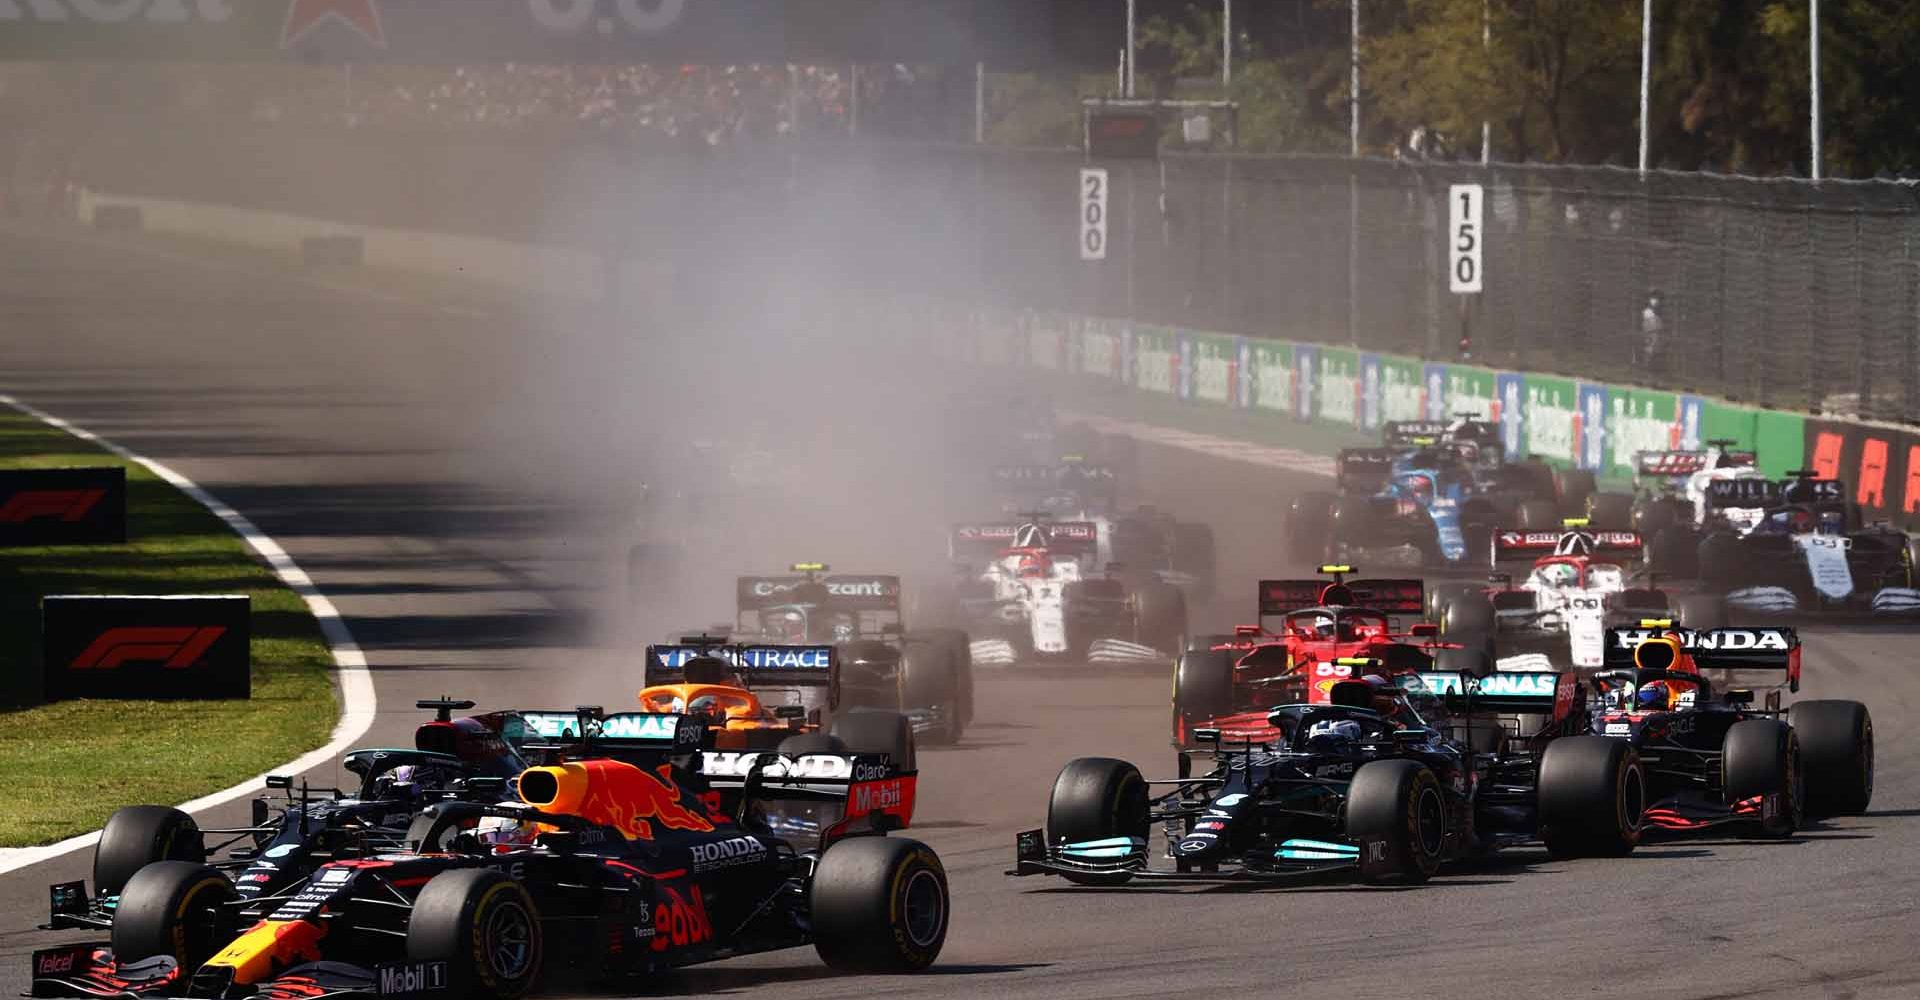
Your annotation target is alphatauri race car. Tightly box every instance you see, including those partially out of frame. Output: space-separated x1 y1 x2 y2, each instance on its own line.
1585 623 1873 835
1583 440 1760 534
32 710 947 999
945 517 1187 663
729 565 973 743
1011 666 1648 887
42 699 527 937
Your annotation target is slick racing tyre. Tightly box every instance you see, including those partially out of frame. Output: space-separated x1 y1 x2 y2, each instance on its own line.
1646 525 1700 579
1427 582 1481 623
95 805 205 898
1134 581 1188 653
1538 736 1645 858
1172 521 1218 600
1697 533 1745 591
1514 498 1560 531
1442 592 1495 638
1672 593 1727 631
1431 645 1495 680
777 732 847 755
901 633 966 745
1556 469 1598 514
111 862 238 969
1286 492 1337 565
1789 700 1874 817
1173 640 1237 738
1349 760 1447 884
811 836 949 973
1724 719 1804 838
1047 758 1150 886
408 869 542 1000
831 709 917 773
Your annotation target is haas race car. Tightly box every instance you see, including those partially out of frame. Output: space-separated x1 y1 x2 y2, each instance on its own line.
726 564 973 743
32 709 947 999
945 517 1187 664
1583 623 1873 836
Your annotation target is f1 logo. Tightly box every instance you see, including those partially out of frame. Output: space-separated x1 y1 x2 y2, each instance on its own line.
0 490 104 524
69 627 228 670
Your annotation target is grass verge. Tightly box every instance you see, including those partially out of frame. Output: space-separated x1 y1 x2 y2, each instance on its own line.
0 410 336 848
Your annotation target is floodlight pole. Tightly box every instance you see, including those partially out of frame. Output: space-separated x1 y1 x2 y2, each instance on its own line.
1480 0 1490 163
1810 0 1822 180
1349 0 1360 157
1222 0 1232 88
1637 0 1651 174
1125 0 1138 99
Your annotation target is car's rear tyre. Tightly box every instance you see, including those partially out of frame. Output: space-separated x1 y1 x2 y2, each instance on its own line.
1646 525 1699 579
110 862 238 968
95 805 204 899
1046 758 1149 886
1427 582 1481 622
1432 644 1495 679
778 732 847 755
1134 581 1188 653
1287 493 1337 565
1173 643 1237 738
830 710 916 773
1789 700 1873 817
1698 533 1745 591
1557 469 1598 514
1724 719 1803 838
1172 522 1217 600
901 633 966 745
1586 492 1634 530
1514 499 1561 531
812 837 949 972
408 868 542 1000
1538 736 1645 858
1634 498 1682 537
1672 593 1727 631
1349 760 1447 884
1443 592 1495 637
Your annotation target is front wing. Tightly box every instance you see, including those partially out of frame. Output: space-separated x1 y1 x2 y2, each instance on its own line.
1006 829 1362 885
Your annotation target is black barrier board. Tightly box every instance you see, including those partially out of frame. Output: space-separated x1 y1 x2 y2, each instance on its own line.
1804 417 1919 531
0 468 127 547
42 596 250 701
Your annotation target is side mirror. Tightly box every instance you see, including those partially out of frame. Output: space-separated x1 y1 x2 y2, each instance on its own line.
772 705 807 721
1409 622 1439 638
265 775 293 790
1725 689 1754 706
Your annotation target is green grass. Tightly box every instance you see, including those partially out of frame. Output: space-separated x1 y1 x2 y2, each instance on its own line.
0 411 337 848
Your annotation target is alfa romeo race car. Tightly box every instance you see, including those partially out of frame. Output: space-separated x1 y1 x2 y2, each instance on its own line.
42 699 526 937
1010 666 1647 887
944 517 1187 663
1652 472 1920 616
1583 623 1874 835
32 710 948 999
982 466 1220 602
639 637 921 762
728 565 973 743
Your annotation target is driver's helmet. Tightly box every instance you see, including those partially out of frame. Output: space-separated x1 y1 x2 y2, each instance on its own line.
1539 562 1579 588
1016 553 1050 579
1636 681 1669 711
1789 509 1817 534
1401 475 1435 505
765 607 810 642
1304 718 1362 752
370 764 419 801
686 692 728 720
1294 613 1337 640
682 654 735 686
475 814 534 852
1603 682 1638 712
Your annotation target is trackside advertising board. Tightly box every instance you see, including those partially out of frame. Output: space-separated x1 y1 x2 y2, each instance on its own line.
0 468 127 546
41 595 250 701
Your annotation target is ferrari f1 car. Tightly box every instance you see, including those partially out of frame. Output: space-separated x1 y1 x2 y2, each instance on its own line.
727 564 973 743
1649 471 1920 616
1583 623 1874 835
945 516 1187 662
1011 666 1652 887
31 710 947 999
41 699 526 936
640 636 922 761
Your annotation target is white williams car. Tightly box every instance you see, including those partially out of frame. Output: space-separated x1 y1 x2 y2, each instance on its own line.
944 519 1186 664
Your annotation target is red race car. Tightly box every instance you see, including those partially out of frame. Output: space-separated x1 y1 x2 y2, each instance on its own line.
1172 567 1486 747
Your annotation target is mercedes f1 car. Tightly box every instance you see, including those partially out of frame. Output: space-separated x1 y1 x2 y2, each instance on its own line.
41 699 526 937
1583 623 1873 835
1011 666 1651 887
728 565 973 743
31 710 947 999
945 516 1187 662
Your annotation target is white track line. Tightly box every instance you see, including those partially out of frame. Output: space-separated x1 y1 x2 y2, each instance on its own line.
1062 410 1339 478
0 394 375 875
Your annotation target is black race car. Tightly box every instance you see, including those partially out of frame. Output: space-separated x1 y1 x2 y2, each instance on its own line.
42 699 525 935
1009 668 1649 887
31 709 947 999
1585 624 1874 836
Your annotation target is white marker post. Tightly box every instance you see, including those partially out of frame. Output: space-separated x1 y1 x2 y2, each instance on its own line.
1449 183 1484 294
1080 168 1109 261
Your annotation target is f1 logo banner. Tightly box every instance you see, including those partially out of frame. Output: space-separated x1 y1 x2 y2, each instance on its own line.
0 468 126 547
42 595 250 701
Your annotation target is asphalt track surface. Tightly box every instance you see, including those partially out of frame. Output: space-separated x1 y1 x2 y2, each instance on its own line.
2 225 1918 1000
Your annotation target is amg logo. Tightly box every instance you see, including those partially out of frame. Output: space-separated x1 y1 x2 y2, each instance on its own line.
689 836 768 869
1612 628 1792 651
377 960 447 995
0 489 104 523
68 626 227 670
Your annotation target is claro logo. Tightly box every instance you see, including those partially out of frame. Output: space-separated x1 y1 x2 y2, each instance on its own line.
0 489 104 523
69 626 227 670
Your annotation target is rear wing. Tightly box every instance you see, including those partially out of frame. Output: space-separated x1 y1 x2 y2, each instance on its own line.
1409 670 1575 717
1383 421 1447 447
1635 449 1754 479
736 575 901 612
643 642 836 687
516 710 705 754
992 463 1117 487
1603 626 1801 690
699 750 917 840
1335 448 1396 492
1490 529 1643 563
1258 577 1424 615
949 521 1098 560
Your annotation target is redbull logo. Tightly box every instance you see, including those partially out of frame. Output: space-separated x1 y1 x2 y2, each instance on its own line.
519 759 715 840
651 885 712 953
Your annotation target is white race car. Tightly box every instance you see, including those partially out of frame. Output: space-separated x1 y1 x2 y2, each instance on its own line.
1475 525 1690 667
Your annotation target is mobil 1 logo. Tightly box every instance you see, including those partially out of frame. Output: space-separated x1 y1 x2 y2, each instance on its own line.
376 960 448 995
